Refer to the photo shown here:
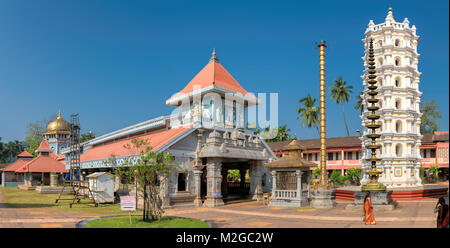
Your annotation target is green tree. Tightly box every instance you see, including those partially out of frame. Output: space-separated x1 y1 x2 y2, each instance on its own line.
329 77 354 136
420 100 442 134
257 125 293 142
111 138 176 222
329 170 344 185
428 165 440 183
312 168 321 178
24 115 56 157
0 140 26 163
80 131 95 143
25 122 45 157
296 94 320 135
227 169 240 182
354 91 364 115
346 168 361 185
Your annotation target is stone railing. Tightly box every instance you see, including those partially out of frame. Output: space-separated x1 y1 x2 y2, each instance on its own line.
274 190 297 199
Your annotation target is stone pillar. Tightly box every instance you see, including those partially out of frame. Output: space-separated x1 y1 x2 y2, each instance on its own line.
25 173 32 187
271 170 276 199
159 174 170 208
203 158 224 207
50 173 58 187
296 170 302 202
249 161 263 201
193 169 203 207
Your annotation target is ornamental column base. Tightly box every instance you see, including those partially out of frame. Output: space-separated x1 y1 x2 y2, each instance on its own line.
203 197 224 208
310 189 336 209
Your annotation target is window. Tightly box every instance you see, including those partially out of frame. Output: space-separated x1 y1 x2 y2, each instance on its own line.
395 100 401 110
394 57 401 66
430 149 436 158
276 171 297 190
356 152 359 160
314 153 318 161
395 121 402 133
378 58 383 66
328 153 333 160
395 39 401 47
395 144 402 157
378 40 383 48
395 77 401 87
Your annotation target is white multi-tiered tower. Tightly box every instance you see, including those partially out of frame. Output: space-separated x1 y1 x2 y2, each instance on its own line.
360 8 423 188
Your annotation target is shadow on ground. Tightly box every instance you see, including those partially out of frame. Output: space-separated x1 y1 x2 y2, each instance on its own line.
0 203 55 208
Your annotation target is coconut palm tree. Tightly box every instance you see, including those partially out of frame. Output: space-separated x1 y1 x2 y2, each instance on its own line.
354 91 364 115
296 94 320 135
329 77 353 136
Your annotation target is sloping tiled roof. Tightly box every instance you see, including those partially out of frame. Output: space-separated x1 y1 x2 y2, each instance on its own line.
433 131 449 142
421 131 449 144
1 160 28 172
17 151 34 158
15 156 68 173
36 140 52 152
167 58 257 105
80 127 191 162
268 136 362 152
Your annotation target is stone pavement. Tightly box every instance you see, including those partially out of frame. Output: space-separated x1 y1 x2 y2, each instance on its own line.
0 189 445 228
0 190 98 228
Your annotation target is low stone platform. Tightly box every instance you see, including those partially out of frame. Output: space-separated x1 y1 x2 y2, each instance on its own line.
36 186 74 194
345 190 398 210
17 185 36 190
336 185 448 201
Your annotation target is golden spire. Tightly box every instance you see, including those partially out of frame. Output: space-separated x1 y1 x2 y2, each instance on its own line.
361 39 386 191
57 110 62 119
210 48 219 62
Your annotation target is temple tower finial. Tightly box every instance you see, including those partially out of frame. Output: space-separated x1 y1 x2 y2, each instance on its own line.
210 48 219 62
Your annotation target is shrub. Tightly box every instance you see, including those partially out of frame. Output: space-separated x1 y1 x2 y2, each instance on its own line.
329 170 344 185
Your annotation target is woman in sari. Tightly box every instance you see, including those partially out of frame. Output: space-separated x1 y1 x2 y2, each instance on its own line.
363 194 376 225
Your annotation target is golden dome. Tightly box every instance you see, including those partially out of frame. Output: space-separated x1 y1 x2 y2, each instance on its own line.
45 111 71 134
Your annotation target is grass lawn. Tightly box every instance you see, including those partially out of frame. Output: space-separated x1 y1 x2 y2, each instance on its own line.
85 216 208 228
0 187 141 216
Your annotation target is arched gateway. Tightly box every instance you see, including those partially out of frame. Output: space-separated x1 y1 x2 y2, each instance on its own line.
63 50 276 208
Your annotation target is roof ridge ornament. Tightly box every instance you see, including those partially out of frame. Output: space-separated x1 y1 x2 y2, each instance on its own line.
210 48 219 62
385 7 395 24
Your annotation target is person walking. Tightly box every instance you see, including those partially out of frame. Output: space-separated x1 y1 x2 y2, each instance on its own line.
434 197 449 228
363 194 376 225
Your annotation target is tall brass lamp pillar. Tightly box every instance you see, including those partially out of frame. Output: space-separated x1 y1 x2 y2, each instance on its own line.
311 40 336 209
361 39 386 191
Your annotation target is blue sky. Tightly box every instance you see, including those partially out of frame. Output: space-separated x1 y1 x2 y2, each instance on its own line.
0 0 448 142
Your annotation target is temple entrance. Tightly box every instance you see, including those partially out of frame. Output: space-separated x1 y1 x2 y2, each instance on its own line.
43 173 50 185
221 161 250 202
200 167 207 201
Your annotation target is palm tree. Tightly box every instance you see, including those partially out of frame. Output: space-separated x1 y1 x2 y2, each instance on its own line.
354 91 364 115
329 77 353 136
297 94 320 135
276 125 292 142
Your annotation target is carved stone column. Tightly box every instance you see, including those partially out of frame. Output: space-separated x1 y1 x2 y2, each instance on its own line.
193 169 203 207
271 170 277 200
249 161 263 201
203 158 224 207
296 170 302 202
159 174 170 208
50 172 58 187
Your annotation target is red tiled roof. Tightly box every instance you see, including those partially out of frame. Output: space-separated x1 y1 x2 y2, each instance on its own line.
36 140 52 152
268 136 362 152
433 131 449 142
15 156 68 173
80 127 190 162
56 154 65 161
17 151 33 158
167 59 257 105
1 159 29 172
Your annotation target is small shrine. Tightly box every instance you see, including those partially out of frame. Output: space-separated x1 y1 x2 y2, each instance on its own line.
265 139 317 207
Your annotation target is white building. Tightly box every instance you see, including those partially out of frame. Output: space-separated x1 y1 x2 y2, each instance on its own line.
361 8 423 188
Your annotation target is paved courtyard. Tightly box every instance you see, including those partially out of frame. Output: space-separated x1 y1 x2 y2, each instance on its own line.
0 190 446 228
